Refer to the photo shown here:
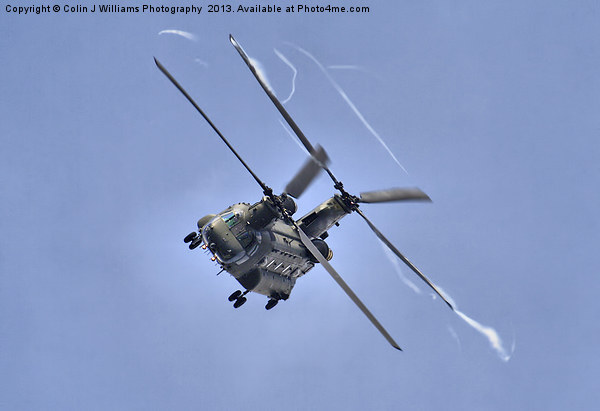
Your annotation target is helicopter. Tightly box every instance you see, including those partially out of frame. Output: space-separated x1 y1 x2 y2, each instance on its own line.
154 35 454 350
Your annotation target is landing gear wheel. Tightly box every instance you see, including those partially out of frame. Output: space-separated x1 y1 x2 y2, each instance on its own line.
184 232 197 243
228 290 243 302
233 297 247 308
265 299 278 310
189 239 201 250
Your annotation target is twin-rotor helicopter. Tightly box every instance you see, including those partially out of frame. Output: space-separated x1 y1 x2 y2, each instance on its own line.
154 35 454 350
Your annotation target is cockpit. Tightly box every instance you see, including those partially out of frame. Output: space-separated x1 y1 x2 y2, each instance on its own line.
201 208 260 264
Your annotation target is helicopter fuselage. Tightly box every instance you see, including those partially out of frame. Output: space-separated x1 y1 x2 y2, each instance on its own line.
194 195 351 301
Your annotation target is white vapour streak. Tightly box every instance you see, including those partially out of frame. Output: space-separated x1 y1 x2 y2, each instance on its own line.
510 328 517 356
379 241 421 294
274 49 297 104
279 120 310 156
158 29 198 42
435 287 513 362
194 58 208 67
448 326 462 350
249 58 276 95
436 286 457 308
454 310 512 362
287 43 408 174
383 253 513 362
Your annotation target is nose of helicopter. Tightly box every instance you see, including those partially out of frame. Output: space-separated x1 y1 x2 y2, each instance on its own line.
201 216 245 263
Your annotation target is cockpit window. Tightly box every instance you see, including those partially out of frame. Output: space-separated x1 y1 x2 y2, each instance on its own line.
221 211 240 228
236 231 255 248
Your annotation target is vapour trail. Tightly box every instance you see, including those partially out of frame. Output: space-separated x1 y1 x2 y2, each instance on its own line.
249 58 276 95
279 120 310 156
158 29 198 42
510 327 517 356
382 241 513 361
274 49 297 104
286 43 408 174
435 286 513 362
447 326 462 350
455 310 513 362
379 241 421 294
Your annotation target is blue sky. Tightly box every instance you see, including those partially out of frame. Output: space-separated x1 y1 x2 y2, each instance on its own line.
1 1 598 410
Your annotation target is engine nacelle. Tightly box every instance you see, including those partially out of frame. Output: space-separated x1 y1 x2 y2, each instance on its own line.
280 195 297 216
297 195 351 238
308 238 333 262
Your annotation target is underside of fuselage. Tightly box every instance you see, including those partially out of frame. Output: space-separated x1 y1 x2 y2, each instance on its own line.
229 218 316 300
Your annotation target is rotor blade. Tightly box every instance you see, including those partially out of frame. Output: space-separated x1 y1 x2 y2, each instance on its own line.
229 35 317 157
154 57 271 195
296 226 402 351
355 208 454 311
229 34 345 192
285 145 329 198
359 187 432 204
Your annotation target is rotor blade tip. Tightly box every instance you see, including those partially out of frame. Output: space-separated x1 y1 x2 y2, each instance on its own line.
229 34 237 45
153 57 165 72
